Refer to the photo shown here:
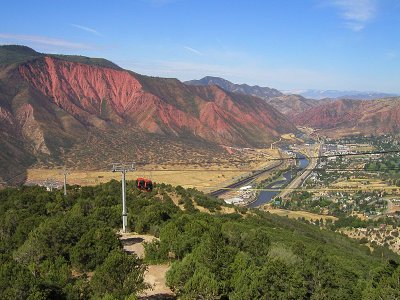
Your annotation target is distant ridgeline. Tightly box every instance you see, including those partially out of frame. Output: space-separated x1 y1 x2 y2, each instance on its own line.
0 181 399 299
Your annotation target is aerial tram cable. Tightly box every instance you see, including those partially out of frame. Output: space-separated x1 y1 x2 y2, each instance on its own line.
187 185 400 193
3 165 400 185
135 149 400 166
1 149 399 185
135 167 400 173
1 171 28 183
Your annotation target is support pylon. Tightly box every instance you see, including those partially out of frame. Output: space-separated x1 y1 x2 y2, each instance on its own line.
112 162 135 233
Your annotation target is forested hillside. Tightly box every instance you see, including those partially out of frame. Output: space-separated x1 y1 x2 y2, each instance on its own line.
0 182 399 299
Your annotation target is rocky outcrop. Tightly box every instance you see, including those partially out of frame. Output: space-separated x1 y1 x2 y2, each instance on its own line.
15 103 50 155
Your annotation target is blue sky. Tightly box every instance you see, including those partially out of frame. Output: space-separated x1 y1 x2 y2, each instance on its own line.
1 0 400 93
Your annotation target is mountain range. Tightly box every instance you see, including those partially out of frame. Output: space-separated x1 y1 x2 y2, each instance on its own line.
0 45 295 184
293 98 400 137
186 76 400 136
185 76 323 117
1 45 400 185
185 76 283 99
282 89 399 100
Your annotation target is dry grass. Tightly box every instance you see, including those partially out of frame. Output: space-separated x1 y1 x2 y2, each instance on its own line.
26 148 283 192
297 127 315 135
281 133 296 140
26 168 243 191
389 205 400 214
331 179 387 189
264 207 338 221
26 165 274 194
346 144 375 152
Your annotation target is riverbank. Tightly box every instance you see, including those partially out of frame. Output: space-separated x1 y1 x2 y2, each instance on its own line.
278 144 320 199
247 152 310 208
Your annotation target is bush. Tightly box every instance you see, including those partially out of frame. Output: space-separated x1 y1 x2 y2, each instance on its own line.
70 227 121 271
90 250 149 299
144 240 168 264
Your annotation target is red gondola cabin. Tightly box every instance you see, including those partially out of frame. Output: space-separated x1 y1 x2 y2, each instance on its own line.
136 177 153 192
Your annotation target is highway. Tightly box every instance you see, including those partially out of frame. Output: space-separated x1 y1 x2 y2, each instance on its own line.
209 160 284 197
209 144 321 199
278 144 320 199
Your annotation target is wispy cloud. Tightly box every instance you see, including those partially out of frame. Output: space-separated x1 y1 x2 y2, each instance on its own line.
0 33 93 49
328 0 377 31
385 50 398 60
114 57 400 94
71 24 102 36
183 46 203 56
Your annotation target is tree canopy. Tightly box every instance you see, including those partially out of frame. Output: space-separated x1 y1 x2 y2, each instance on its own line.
0 180 398 299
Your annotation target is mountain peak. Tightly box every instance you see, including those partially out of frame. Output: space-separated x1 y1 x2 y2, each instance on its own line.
0 44 42 66
0 44 39 55
197 76 232 84
0 44 120 70
48 54 121 70
185 76 283 99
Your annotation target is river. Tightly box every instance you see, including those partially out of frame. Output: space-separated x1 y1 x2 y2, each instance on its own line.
247 153 309 208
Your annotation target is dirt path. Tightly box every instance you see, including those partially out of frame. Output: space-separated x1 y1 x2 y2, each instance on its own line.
119 232 175 299
119 233 157 258
141 264 174 299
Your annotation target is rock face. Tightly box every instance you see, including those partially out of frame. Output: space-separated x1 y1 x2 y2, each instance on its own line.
293 98 400 137
0 45 297 183
17 56 295 145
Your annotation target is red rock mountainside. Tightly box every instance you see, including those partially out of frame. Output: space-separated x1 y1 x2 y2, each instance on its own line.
294 98 400 137
0 46 296 183
18 56 295 145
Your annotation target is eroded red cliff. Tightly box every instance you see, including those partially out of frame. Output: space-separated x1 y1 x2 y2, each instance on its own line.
17 56 296 145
